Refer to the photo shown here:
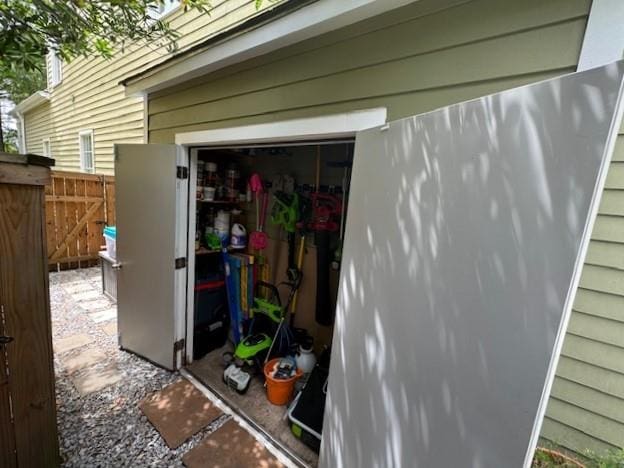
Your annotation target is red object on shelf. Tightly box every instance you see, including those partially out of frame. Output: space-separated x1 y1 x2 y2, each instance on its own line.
194 280 225 291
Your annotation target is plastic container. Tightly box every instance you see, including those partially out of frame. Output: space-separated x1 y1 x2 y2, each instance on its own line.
205 162 218 187
226 167 240 201
264 358 303 405
103 226 116 259
295 344 317 374
214 210 230 245
193 279 229 359
197 160 205 185
204 186 215 201
230 223 247 249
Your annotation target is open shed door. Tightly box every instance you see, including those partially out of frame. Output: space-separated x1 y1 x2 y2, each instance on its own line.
321 62 624 467
115 144 188 371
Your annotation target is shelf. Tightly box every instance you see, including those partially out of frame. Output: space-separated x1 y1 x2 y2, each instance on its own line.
196 199 244 205
195 248 221 256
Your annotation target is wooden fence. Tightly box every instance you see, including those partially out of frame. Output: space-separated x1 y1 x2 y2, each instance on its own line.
45 171 115 271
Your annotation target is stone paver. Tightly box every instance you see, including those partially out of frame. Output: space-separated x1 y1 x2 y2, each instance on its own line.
50 267 216 466
51 267 285 467
81 299 112 312
70 364 122 396
71 290 102 302
90 308 117 323
61 348 107 374
101 322 117 336
62 282 95 294
54 333 93 354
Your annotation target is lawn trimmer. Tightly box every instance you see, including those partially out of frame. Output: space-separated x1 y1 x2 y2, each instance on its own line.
223 278 301 393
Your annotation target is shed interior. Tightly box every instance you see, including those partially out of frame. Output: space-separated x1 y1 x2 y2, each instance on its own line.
186 141 354 466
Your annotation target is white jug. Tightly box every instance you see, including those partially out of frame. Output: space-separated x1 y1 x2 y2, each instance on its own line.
295 344 317 374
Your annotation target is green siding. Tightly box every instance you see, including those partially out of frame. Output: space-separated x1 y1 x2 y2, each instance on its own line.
148 0 624 457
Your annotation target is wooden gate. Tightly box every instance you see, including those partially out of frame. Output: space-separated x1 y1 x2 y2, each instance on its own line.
45 171 115 271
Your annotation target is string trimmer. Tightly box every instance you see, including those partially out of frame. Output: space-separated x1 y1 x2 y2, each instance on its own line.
223 279 300 393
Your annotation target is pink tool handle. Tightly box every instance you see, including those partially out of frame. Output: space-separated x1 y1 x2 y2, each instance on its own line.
249 173 263 193
259 191 270 231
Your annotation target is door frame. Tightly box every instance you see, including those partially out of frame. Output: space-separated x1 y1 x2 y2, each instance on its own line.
177 107 387 364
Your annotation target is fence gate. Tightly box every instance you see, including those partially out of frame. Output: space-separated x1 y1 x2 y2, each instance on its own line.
45 171 115 271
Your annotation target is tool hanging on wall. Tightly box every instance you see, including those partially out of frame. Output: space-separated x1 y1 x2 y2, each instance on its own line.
271 190 300 281
327 155 353 270
310 146 343 326
250 184 269 251
288 195 311 326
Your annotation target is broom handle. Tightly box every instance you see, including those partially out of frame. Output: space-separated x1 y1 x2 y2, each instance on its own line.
289 235 306 317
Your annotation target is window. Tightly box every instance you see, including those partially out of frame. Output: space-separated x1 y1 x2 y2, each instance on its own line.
42 138 51 158
48 51 63 88
79 130 95 173
148 0 180 19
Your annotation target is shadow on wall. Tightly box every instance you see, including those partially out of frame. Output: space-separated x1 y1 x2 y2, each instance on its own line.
320 63 624 468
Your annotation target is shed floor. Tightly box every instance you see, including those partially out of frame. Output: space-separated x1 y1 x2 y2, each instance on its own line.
187 345 319 467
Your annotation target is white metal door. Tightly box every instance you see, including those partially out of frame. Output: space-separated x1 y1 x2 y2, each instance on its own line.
114 144 188 370
320 62 624 467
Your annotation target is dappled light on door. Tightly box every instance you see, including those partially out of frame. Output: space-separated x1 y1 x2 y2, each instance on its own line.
321 62 624 468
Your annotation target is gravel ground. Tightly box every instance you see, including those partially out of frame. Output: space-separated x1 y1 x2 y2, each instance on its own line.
50 267 230 467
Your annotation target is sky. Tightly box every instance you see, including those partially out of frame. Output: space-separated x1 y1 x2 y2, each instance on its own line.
0 98 17 130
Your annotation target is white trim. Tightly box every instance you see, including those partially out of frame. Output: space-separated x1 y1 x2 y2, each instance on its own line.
175 108 387 147
78 129 95 173
9 91 50 117
42 137 51 158
522 72 624 468
174 145 189 369
124 0 432 95
16 111 26 153
577 0 624 71
185 148 198 365
143 94 149 143
147 0 181 20
48 51 63 89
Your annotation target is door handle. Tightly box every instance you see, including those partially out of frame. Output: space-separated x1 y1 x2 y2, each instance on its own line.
112 262 123 271
0 335 14 345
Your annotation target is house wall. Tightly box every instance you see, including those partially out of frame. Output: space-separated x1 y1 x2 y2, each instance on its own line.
23 102 51 156
21 0 285 175
147 0 624 456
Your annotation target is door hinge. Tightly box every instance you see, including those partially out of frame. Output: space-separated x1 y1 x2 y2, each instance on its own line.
175 257 187 269
176 166 188 179
174 338 186 368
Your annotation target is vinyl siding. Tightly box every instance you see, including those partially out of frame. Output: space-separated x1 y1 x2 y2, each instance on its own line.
148 0 624 456
21 0 286 174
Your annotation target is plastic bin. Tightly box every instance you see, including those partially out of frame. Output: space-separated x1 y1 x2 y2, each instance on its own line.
287 363 329 452
193 279 229 359
103 226 116 260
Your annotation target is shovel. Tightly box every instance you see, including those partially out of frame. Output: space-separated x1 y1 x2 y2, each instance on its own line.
250 191 269 250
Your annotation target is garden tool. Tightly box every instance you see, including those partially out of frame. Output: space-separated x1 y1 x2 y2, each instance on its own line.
271 191 300 281
223 278 300 393
326 158 352 269
289 195 311 326
309 192 342 326
250 190 269 251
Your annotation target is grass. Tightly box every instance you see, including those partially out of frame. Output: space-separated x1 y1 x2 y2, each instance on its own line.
533 447 624 468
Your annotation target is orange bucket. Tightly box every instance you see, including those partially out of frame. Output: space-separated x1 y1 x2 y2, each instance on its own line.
264 358 302 405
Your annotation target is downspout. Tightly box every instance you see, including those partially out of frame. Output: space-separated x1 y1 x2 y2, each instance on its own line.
16 111 26 154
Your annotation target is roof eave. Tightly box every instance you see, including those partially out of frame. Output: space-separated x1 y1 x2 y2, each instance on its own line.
122 0 424 96
9 91 50 117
